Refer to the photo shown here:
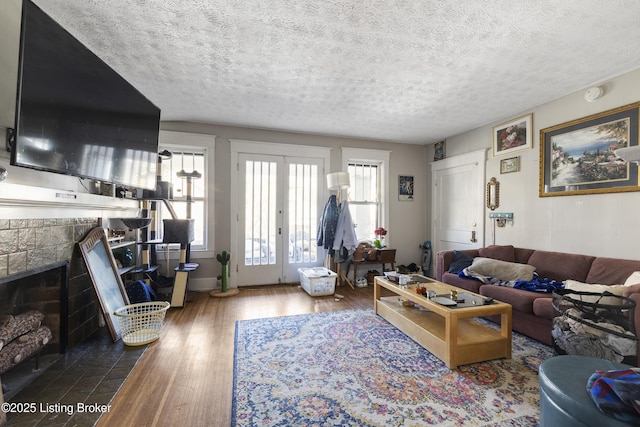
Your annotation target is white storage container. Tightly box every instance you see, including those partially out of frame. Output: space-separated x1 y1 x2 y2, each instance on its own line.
298 267 337 296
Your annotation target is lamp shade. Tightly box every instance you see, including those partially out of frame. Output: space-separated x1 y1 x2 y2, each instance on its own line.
614 146 640 164
327 172 350 190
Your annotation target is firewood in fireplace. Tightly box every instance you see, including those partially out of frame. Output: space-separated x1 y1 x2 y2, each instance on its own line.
0 311 45 351
0 326 52 374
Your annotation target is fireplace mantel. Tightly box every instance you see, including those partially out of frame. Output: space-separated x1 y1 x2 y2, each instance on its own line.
0 182 138 219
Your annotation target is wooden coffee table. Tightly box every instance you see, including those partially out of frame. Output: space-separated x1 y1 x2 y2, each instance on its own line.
374 275 512 368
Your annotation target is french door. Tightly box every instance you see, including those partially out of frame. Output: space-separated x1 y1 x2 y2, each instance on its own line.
236 153 324 286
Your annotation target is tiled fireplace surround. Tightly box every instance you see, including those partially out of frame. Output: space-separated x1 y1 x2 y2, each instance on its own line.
0 218 102 350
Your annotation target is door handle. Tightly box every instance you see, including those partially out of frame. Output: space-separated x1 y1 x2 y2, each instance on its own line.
278 227 282 235
470 230 477 243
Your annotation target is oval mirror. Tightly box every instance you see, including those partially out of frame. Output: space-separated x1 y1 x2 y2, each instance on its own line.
486 177 500 210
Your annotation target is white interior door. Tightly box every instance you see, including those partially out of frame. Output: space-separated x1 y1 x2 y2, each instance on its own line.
431 150 486 257
237 154 324 286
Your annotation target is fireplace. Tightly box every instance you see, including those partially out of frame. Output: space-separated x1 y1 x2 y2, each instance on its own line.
0 261 69 362
0 218 103 348
0 217 113 403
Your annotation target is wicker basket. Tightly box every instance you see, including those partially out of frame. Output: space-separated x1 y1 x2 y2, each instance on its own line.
114 301 170 346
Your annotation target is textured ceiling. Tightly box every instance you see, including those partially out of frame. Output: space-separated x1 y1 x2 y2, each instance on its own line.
32 0 640 144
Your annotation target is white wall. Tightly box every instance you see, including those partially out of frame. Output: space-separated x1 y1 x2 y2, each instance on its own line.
439 68 640 259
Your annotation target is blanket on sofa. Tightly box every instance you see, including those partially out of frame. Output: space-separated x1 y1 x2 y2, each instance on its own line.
458 257 564 293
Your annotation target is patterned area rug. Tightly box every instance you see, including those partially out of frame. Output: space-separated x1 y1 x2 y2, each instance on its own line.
232 309 554 426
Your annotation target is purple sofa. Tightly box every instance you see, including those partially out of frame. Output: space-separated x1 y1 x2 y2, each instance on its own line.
436 245 640 365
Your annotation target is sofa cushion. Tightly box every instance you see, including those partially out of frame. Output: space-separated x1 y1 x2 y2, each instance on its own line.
586 258 640 285
436 249 479 281
440 272 482 293
479 285 539 314
478 245 515 262
466 257 535 281
514 248 535 264
448 250 474 274
527 250 595 282
624 283 640 297
532 296 554 320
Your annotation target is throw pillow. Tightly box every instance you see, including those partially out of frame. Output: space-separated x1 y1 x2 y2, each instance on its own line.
466 257 535 281
624 271 640 287
564 280 625 305
448 250 474 274
478 245 515 262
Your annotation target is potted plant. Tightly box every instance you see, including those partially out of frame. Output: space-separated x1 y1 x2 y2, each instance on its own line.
373 227 387 249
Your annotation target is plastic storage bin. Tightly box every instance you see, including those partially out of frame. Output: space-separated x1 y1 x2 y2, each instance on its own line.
298 267 337 296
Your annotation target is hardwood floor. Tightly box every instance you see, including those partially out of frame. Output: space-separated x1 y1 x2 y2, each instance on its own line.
97 283 380 427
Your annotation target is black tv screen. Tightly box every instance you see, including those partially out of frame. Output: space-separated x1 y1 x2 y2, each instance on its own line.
11 0 159 191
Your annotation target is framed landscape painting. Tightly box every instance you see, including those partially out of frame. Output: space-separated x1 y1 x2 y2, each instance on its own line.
492 114 533 157
539 102 640 197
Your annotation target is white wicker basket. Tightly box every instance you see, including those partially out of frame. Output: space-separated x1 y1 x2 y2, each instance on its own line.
114 301 170 346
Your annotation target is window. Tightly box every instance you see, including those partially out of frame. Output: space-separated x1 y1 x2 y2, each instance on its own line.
347 162 381 242
158 147 207 250
348 163 382 244
341 148 390 244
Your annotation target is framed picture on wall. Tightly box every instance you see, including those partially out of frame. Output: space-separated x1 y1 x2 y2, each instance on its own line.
539 101 640 197
492 114 533 157
434 141 445 161
399 175 414 201
500 156 520 174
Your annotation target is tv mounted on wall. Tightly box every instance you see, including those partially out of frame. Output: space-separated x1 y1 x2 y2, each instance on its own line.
10 0 160 191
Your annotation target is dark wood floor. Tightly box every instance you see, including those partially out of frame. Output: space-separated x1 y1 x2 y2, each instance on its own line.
97 283 380 427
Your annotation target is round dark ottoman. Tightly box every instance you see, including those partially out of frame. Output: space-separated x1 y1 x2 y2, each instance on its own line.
539 355 633 427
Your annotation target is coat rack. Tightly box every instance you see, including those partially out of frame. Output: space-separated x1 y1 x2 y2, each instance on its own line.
325 172 356 289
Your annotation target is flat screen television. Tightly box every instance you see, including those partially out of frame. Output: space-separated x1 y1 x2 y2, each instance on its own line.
11 0 160 191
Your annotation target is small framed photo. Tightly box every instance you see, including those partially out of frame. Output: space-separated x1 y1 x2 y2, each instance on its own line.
399 175 414 201
500 156 520 174
434 140 445 161
492 114 533 157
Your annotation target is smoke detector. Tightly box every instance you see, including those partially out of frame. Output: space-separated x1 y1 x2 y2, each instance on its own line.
584 86 604 102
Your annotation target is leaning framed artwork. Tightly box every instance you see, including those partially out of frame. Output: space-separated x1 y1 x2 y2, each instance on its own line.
78 227 130 341
492 114 533 157
539 101 640 197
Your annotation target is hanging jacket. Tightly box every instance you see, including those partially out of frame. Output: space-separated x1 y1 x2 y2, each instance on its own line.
317 195 339 250
333 200 358 257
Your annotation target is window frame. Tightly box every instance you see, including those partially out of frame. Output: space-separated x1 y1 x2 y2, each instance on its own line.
341 148 390 245
156 131 215 257
159 147 207 250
